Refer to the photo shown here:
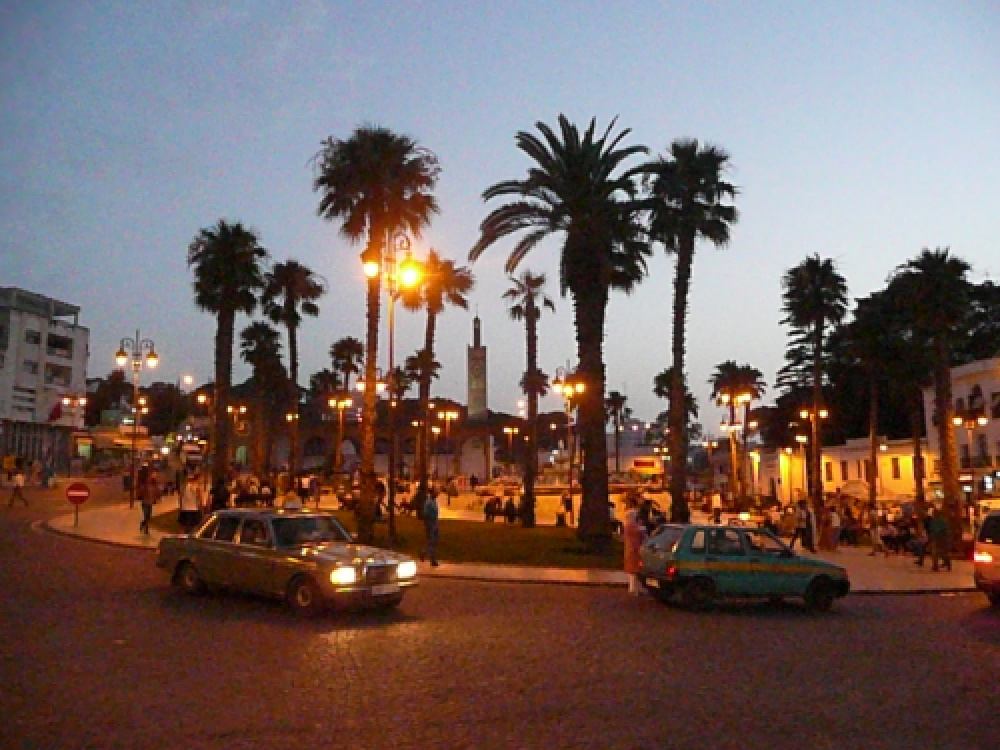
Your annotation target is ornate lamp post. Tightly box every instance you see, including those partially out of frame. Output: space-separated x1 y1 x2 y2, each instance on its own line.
552 368 585 495
799 406 829 507
503 425 519 472
115 331 158 509
953 412 989 504
431 425 442 477
438 410 459 477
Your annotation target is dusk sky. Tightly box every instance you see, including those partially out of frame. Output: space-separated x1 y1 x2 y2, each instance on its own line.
2 1 998 436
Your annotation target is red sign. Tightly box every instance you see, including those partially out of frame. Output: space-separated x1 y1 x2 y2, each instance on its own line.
66 482 91 505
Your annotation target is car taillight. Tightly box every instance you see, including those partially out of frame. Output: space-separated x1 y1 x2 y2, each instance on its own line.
666 565 677 580
974 551 993 563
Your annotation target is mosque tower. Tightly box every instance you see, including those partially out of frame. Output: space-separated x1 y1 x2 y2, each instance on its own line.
467 315 488 422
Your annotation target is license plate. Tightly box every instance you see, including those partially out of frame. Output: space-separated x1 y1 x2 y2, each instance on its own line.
371 583 399 596
645 578 659 588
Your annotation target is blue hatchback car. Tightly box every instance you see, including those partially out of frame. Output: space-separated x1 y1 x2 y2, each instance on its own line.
638 523 850 612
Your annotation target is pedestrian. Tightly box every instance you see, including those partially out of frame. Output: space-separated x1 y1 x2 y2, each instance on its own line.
789 499 808 551
562 491 574 526
138 465 159 535
310 474 321 508
8 467 27 507
623 495 647 596
178 471 204 533
209 477 229 512
422 486 440 566
828 506 841 551
927 507 952 572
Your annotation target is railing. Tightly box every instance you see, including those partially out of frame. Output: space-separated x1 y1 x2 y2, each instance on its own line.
960 455 995 469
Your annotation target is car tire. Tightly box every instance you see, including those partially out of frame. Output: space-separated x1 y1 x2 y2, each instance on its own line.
176 562 206 595
987 592 1000 609
681 577 715 610
804 578 836 613
287 576 325 618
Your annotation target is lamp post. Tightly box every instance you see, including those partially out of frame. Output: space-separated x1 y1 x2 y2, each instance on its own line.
794 434 809 500
329 394 353 474
61 394 88 476
953 412 989 504
799 406 829 507
431 425 442 477
553 368 585 496
115 331 158 509
702 438 718 491
503 426 519 473
438 410 458 477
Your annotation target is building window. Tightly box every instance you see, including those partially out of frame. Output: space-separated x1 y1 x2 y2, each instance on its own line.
992 392 1000 419
840 460 848 481
824 462 833 482
891 457 901 480
863 460 873 482
22 360 38 375
24 330 41 345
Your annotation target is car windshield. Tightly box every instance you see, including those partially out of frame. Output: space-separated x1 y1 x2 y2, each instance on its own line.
271 515 352 548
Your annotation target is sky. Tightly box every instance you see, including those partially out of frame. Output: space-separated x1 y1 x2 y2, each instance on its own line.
2 1 999 436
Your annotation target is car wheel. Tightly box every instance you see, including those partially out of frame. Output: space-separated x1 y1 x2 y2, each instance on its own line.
176 562 206 595
287 577 325 618
681 577 715 610
804 578 836 613
987 593 1000 609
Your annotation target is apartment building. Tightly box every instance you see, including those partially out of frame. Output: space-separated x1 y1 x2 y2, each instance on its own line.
0 288 90 471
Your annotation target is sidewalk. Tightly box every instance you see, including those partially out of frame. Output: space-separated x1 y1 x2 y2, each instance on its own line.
42 501 977 594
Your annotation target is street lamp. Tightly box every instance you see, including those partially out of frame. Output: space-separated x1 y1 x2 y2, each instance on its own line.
702 438 718 491
503 426 519 472
552 368 585 495
329 394 354 474
115 331 158 509
799 406 829 506
431 425 442 477
438 410 459 477
953 412 989 502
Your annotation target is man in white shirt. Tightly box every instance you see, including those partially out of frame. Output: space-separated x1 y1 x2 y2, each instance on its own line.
8 468 27 507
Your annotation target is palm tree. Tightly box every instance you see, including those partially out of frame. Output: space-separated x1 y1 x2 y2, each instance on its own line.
400 248 474 513
263 260 326 478
313 125 440 544
503 270 555 526
240 321 287 473
604 391 628 473
187 220 270 483
330 336 364 393
708 361 766 505
470 115 650 550
889 247 972 544
779 254 848 510
643 139 738 522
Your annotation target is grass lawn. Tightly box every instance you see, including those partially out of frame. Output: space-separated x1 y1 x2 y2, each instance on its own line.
150 508 624 571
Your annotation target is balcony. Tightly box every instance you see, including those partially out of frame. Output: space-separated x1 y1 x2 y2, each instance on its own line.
960 455 995 470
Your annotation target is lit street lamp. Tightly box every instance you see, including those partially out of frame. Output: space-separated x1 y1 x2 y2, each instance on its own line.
799 406 829 506
953 412 989 502
329 394 354 474
503 425 519 472
115 331 158 509
552 368 585 495
438 410 459 477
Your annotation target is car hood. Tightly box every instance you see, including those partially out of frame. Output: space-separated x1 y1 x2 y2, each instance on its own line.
292 542 411 566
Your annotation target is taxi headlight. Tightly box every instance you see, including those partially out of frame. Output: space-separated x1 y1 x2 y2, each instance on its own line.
330 566 358 585
397 560 418 579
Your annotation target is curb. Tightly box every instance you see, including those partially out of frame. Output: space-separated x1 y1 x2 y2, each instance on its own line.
35 520 979 595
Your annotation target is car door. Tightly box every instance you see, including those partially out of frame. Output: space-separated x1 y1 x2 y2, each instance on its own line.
196 514 242 586
704 528 748 596
743 529 799 596
231 518 277 594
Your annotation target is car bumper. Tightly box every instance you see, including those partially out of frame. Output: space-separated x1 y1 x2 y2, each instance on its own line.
327 579 418 609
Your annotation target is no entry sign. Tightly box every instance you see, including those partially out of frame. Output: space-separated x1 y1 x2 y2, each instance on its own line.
66 482 90 505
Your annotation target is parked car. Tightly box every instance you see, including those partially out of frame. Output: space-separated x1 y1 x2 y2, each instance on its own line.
156 509 418 616
638 523 850 612
973 509 1000 608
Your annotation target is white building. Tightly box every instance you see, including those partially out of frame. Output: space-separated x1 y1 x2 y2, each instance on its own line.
0 288 90 472
923 357 1000 497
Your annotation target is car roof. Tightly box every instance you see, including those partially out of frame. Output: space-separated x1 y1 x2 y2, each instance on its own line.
214 509 331 519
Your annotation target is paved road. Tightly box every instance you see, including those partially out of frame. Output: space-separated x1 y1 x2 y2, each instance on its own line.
3 498 1000 749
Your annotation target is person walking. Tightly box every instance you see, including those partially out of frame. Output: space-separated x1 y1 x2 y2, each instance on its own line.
138 465 160 535
927 507 952 572
828 506 841 551
562 491 574 526
8 467 27 507
178 472 204 533
789 498 808 551
623 495 647 596
421 487 440 566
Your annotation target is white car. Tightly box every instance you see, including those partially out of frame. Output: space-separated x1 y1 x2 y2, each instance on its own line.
974 510 1000 608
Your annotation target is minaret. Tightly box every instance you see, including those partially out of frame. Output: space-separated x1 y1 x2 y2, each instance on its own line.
467 315 488 422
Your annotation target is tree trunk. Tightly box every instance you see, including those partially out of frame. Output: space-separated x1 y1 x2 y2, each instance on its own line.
867 370 878 511
358 242 382 544
520 307 539 528
414 312 438 521
668 240 694 523
810 322 824 511
909 386 926 513
933 336 962 550
288 326 299 478
573 289 610 549
212 310 234 484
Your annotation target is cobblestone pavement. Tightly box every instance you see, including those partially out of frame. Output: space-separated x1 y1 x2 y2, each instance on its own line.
3 502 1000 749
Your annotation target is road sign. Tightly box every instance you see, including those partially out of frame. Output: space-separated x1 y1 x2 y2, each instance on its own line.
66 482 91 505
